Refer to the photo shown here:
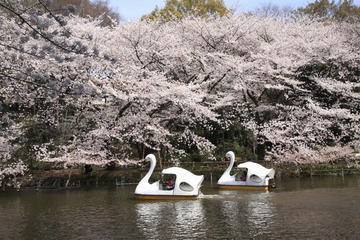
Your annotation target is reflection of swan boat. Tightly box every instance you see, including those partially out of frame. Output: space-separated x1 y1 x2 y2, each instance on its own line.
217 151 275 190
134 154 204 200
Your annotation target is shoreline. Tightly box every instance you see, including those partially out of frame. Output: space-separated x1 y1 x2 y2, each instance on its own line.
3 161 358 191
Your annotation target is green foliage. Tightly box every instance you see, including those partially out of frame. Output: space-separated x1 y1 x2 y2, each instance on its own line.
179 152 212 162
324 139 337 146
312 145 322 151
142 0 232 21
261 88 292 105
22 121 59 145
167 121 258 163
298 0 360 22
11 121 71 169
89 170 99 177
199 122 258 161
213 122 258 160
353 145 359 153
223 141 257 161
297 60 360 83
149 172 162 183
29 161 54 171
12 145 36 169
296 60 360 114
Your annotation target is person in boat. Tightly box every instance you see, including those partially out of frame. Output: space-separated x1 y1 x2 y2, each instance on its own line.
166 176 175 190
240 171 247 181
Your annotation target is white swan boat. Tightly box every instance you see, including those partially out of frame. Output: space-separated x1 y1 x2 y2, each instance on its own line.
134 154 204 200
217 151 275 190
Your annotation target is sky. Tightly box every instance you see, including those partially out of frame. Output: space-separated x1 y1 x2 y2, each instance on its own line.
109 0 360 21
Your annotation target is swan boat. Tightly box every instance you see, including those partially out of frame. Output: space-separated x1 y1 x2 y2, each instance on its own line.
217 151 275 190
134 154 204 200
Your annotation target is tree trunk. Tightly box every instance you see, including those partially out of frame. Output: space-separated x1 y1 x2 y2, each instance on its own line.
157 150 162 169
137 143 145 159
222 130 225 153
65 169 72 188
142 143 145 159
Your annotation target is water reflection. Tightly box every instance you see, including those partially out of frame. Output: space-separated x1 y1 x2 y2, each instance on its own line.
0 195 25 240
218 190 275 238
246 192 274 237
0 176 360 240
135 202 162 239
136 200 205 239
219 200 245 237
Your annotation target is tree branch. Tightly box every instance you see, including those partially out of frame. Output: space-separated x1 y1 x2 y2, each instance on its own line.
208 72 227 93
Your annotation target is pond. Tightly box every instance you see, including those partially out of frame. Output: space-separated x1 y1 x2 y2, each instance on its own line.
1 176 359 239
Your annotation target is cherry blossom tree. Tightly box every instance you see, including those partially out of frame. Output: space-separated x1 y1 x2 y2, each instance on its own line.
1 0 359 188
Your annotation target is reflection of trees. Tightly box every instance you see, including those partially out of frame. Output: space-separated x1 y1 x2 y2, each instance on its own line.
269 187 360 239
0 188 140 239
0 191 77 239
136 200 205 239
0 196 25 240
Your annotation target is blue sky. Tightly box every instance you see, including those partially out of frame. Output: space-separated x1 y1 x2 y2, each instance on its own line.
109 0 360 21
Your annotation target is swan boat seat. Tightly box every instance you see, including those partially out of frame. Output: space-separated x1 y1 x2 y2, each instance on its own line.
135 154 204 200
217 151 275 190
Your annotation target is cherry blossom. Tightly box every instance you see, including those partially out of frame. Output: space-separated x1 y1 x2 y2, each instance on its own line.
1 3 359 188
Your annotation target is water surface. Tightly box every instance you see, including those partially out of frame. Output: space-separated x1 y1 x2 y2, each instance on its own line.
1 176 359 239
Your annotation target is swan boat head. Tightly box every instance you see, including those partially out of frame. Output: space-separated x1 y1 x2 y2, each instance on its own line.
226 151 235 162
145 153 156 164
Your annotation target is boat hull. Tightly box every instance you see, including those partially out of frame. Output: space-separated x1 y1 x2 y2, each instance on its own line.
218 185 269 190
135 194 199 200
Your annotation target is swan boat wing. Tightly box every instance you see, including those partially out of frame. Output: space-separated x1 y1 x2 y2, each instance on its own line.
162 167 204 196
237 162 275 179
